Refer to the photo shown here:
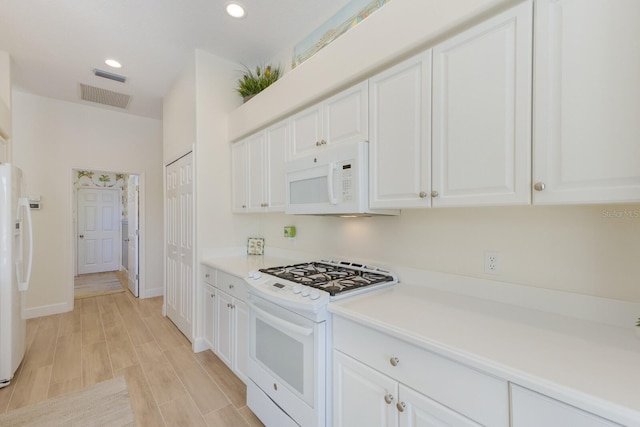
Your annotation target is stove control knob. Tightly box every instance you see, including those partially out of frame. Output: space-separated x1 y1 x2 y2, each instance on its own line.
292 285 302 294
301 286 311 297
309 290 320 300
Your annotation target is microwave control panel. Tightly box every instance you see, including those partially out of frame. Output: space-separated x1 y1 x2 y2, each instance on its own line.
341 163 354 202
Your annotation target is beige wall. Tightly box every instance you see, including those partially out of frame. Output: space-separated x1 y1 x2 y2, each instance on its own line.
239 204 640 302
12 91 163 316
163 54 196 162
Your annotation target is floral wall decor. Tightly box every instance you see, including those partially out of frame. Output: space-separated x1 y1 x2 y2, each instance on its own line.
73 169 129 218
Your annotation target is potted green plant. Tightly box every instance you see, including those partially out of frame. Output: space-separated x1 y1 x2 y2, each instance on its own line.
236 63 281 103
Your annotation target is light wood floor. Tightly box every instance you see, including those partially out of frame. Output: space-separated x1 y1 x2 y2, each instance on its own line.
0 292 264 427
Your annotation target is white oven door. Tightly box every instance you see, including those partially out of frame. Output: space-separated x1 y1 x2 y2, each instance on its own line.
248 295 325 418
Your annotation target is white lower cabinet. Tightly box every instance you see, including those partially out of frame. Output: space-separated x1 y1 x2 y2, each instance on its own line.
511 385 623 427
332 316 508 427
201 265 248 383
334 350 480 427
203 284 215 349
215 289 248 383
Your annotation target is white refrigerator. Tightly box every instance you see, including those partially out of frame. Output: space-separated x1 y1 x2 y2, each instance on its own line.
0 163 33 388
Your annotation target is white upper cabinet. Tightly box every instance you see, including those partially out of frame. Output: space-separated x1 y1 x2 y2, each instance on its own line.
533 0 640 204
231 140 248 212
231 120 288 213
431 0 532 207
369 51 432 209
264 121 288 211
290 81 368 159
246 132 266 212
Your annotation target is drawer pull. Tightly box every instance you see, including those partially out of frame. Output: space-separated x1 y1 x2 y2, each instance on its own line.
384 394 394 404
390 357 400 367
396 402 406 413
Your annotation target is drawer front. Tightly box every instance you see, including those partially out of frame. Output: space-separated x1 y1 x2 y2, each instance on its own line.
333 316 509 427
216 270 247 301
202 265 215 285
511 384 623 427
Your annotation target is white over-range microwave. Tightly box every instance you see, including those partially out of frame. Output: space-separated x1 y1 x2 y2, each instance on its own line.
285 141 399 216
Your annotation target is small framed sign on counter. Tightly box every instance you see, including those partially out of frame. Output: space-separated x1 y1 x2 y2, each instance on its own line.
247 237 264 255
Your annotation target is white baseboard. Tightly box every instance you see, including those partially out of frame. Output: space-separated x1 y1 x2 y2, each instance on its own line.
23 301 71 319
142 287 163 298
192 337 209 353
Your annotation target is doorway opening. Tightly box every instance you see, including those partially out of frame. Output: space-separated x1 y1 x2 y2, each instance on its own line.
72 168 142 299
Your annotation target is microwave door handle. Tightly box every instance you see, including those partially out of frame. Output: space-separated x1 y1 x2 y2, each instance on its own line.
327 163 338 205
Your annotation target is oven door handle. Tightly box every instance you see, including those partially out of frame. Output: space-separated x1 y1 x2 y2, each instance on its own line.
249 302 313 337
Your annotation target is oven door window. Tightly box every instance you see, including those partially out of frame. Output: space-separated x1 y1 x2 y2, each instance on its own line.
249 299 320 407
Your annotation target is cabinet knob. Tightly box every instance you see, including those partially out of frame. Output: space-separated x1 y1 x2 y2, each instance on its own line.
419 191 427 198
229 284 234 289
210 294 214 298
315 141 321 146
242 204 246 208
205 273 210 278
390 357 400 367
227 303 231 308
320 139 327 145
534 182 546 191
384 394 394 404
396 402 406 413
431 190 439 198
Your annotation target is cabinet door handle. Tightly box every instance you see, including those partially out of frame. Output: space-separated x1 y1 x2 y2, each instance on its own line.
210 294 214 298
384 394 394 404
315 140 321 146
431 190 439 198
205 273 210 278
396 402 406 412
390 357 400 367
534 182 546 191
229 284 235 289
419 191 427 198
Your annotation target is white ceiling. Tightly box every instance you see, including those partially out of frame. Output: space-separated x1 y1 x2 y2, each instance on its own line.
0 0 353 119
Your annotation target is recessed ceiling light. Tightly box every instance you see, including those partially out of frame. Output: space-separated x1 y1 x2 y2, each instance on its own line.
226 2 246 18
105 59 122 68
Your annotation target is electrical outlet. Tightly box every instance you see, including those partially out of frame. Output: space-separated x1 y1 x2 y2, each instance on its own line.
284 226 296 238
484 251 501 275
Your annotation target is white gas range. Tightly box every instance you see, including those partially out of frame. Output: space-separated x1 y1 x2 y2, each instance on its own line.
244 260 398 427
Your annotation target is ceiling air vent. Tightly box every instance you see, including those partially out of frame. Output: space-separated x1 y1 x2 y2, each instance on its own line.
93 68 127 83
79 84 131 109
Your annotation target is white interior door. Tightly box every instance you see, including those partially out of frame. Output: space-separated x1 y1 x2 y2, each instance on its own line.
166 152 194 340
77 188 120 274
127 175 139 296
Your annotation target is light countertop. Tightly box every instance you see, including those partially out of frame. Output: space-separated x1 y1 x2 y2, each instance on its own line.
329 283 640 426
202 253 302 279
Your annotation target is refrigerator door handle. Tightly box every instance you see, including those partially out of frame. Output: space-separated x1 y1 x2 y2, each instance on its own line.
17 197 32 292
